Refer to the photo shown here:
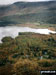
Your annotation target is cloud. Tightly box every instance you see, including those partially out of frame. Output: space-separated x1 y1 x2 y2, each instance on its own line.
0 0 51 5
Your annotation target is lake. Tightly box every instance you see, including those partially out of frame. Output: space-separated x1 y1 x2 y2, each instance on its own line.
0 26 56 43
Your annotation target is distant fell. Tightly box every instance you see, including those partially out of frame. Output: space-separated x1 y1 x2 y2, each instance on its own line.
0 1 56 26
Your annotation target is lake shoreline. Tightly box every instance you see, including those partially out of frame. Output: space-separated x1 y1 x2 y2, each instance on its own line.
0 26 56 43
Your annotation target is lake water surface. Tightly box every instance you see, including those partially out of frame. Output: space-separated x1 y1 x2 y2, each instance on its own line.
0 26 56 43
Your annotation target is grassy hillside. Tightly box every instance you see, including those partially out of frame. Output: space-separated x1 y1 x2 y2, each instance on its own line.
0 1 56 27
0 33 56 74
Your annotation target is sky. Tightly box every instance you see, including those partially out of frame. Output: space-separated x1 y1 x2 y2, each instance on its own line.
0 0 53 5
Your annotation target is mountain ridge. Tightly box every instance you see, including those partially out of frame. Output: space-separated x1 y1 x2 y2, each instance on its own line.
0 1 56 26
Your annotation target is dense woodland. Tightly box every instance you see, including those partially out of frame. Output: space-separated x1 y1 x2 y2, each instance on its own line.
0 32 56 75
